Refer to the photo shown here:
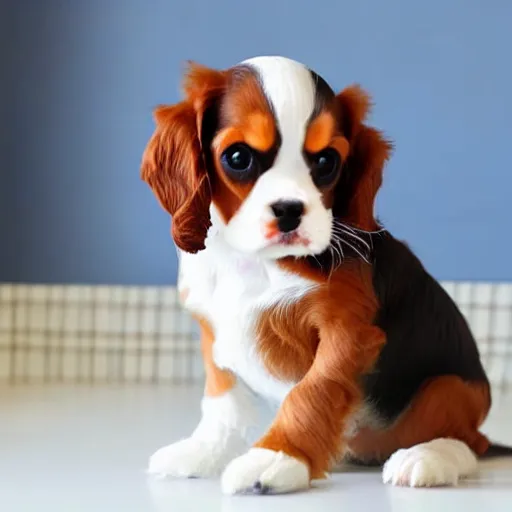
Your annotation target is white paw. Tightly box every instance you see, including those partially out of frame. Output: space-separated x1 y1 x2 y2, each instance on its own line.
148 437 241 478
382 438 478 487
221 448 310 495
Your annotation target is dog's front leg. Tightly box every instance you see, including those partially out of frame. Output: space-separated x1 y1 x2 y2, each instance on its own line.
148 317 257 478
221 318 385 494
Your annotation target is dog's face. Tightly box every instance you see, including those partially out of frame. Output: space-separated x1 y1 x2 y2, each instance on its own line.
209 58 347 259
142 56 391 258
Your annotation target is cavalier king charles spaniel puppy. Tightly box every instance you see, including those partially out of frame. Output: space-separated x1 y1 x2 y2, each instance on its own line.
141 56 508 495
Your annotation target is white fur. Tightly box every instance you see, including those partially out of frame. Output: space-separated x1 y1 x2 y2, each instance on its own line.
344 402 386 438
150 203 316 483
148 381 257 478
223 56 333 259
382 438 478 487
150 57 483 495
180 205 315 403
222 448 310 495
149 57 358 493
151 58 333 492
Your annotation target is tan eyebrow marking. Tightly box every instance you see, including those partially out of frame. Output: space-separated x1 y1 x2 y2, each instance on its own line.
242 112 275 151
304 111 336 153
330 135 350 161
212 126 245 153
212 111 276 154
216 66 278 152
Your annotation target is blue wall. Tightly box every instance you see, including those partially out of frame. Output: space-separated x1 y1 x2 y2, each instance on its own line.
2 0 511 285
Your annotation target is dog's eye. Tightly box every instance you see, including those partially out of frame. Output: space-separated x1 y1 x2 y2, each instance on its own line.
310 148 341 187
221 143 257 178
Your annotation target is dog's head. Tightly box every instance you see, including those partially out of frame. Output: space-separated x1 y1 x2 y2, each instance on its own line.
141 56 392 259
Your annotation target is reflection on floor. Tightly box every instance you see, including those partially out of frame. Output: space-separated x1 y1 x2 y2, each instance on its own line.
1 385 511 512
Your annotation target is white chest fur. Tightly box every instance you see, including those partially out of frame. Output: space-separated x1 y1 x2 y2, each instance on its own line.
177 219 316 404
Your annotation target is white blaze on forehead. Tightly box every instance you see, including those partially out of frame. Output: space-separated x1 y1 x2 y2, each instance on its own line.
222 57 332 259
241 56 316 157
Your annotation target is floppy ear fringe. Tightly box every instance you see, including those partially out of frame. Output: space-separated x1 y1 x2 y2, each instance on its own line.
141 64 227 253
334 86 393 231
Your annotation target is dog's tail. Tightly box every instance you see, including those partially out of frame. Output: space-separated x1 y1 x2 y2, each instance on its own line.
480 442 512 459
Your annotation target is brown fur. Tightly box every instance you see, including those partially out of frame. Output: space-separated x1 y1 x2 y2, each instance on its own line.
194 314 236 397
255 296 319 383
255 262 385 478
209 67 278 224
249 88 394 478
142 62 491 486
140 65 228 253
304 111 336 153
303 107 351 210
346 376 491 463
220 65 276 139
334 86 393 231
141 62 279 243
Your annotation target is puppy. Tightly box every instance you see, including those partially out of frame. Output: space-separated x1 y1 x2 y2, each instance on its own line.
141 56 508 494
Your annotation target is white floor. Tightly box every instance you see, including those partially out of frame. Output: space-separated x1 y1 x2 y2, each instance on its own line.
1 385 511 512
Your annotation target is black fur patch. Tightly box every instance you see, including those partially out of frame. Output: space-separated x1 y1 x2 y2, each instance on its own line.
362 231 488 423
308 69 335 121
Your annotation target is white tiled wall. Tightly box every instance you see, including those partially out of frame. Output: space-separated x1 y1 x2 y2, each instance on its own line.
443 282 512 386
0 282 511 387
0 284 201 384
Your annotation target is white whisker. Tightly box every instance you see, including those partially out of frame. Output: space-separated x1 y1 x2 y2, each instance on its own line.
335 236 345 260
339 238 371 264
327 246 337 279
340 224 357 234
331 239 343 268
338 228 371 251
333 218 386 236
327 218 379 272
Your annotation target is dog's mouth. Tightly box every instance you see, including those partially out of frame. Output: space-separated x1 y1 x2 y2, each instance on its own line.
264 223 310 248
264 228 310 248
276 231 309 246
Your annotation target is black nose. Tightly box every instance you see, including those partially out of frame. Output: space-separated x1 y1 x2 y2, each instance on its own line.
270 200 305 233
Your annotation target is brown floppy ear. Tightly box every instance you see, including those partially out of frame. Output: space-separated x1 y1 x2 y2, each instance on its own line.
141 63 226 253
334 85 393 231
